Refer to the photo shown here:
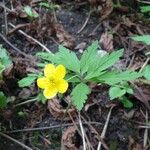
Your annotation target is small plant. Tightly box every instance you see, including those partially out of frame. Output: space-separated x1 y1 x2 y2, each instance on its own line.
0 45 12 108
23 6 39 20
19 41 143 110
39 2 60 11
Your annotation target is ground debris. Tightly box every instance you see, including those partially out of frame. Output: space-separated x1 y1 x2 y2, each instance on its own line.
62 126 78 150
133 84 150 109
48 98 76 120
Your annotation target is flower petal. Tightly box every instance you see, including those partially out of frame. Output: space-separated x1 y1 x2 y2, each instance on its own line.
37 77 49 89
44 64 55 78
55 64 66 79
56 79 68 93
43 86 57 99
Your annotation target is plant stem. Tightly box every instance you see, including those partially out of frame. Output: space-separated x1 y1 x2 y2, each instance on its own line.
15 98 37 107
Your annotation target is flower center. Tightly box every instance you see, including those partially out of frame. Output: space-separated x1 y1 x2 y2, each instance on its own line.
49 78 56 86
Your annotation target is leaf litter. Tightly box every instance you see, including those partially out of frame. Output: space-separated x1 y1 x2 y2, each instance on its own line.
0 0 150 149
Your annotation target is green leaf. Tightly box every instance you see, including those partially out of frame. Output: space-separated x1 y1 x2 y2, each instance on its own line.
0 91 7 108
140 6 150 13
143 65 150 80
55 45 80 73
37 93 47 104
65 74 81 83
24 6 39 18
36 52 58 63
126 88 133 94
80 40 99 74
18 76 37 87
131 35 150 45
85 49 124 79
96 71 142 85
39 2 59 10
120 96 133 108
109 87 126 100
0 45 12 68
71 83 91 111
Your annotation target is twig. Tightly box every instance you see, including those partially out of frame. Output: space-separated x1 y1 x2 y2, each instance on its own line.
68 112 94 150
97 106 114 150
144 110 148 148
0 132 33 150
3 0 8 34
6 122 102 133
139 57 150 73
14 98 37 107
78 112 86 150
0 32 28 57
9 23 52 54
138 126 150 129
77 10 92 34
136 0 150 4
90 23 101 36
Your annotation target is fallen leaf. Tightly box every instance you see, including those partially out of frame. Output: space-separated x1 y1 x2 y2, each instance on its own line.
133 84 150 109
89 0 113 20
100 32 113 52
54 23 75 49
62 126 77 150
48 98 76 120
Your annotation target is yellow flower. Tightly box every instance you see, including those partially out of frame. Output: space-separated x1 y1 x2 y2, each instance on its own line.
37 64 68 99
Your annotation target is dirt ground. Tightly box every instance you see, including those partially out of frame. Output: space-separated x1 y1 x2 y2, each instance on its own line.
0 0 150 150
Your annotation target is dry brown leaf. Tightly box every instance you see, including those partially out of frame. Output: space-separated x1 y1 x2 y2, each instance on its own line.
54 23 75 49
89 0 113 20
48 98 76 120
100 32 113 52
62 126 77 150
133 84 150 109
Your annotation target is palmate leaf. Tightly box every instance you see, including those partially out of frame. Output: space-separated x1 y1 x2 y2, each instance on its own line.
36 46 80 73
36 52 58 63
85 49 124 79
80 40 99 74
55 45 80 73
71 83 91 111
131 35 150 45
96 71 142 85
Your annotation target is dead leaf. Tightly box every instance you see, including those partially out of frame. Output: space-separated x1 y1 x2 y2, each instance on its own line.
133 84 150 109
62 126 77 150
54 23 75 49
100 32 113 52
89 0 113 20
48 98 76 120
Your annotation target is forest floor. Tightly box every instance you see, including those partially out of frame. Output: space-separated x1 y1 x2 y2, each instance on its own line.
0 0 150 150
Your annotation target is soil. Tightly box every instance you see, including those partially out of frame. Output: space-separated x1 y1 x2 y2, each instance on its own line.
0 0 150 150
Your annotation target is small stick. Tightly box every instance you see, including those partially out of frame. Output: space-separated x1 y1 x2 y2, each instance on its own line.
0 32 28 57
138 126 150 129
144 110 148 148
9 23 52 54
78 112 86 150
97 106 114 150
136 0 150 4
6 122 102 133
77 10 92 34
3 0 8 34
0 132 33 150
139 57 150 73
